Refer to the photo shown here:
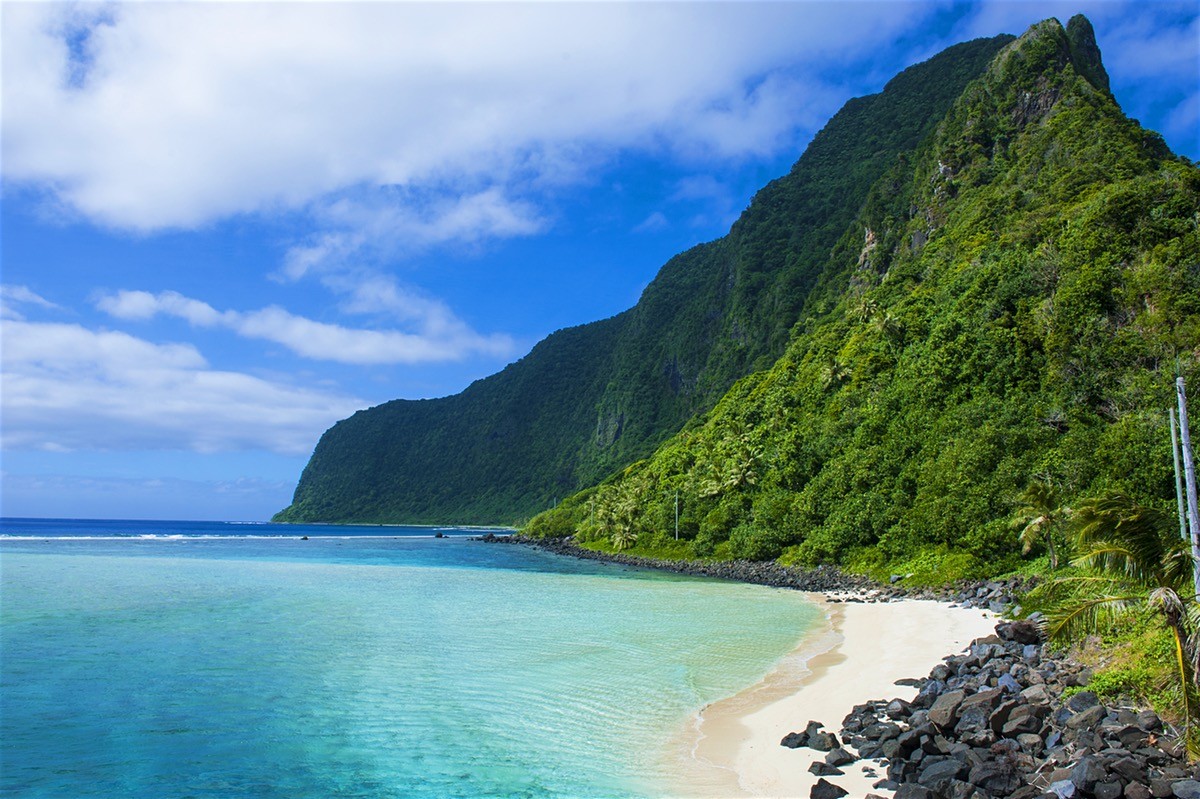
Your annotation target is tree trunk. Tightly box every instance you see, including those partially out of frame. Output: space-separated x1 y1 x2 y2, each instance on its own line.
1176 377 1200 601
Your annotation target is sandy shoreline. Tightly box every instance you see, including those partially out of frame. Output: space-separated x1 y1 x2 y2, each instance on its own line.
673 595 998 798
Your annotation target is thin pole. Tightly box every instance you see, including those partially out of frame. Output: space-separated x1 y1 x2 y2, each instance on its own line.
1176 377 1200 599
1172 407 1188 542
674 490 679 540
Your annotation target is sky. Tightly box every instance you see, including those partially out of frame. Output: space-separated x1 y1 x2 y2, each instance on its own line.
2 1 1197 522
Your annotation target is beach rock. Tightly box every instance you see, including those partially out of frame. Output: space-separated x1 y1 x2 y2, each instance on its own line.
917 758 966 792
1173 781 1200 799
997 620 1043 645
1153 779 1179 798
781 731 808 749
809 762 843 777
968 760 1023 795
809 731 840 751
1049 780 1077 799
1070 755 1106 793
1138 710 1163 731
1066 691 1101 712
497 543 1191 799
929 690 967 729
1066 704 1107 731
810 778 849 799
825 748 856 767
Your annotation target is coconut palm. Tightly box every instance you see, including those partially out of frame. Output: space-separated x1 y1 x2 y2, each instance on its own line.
1044 492 1198 744
610 524 637 551
1011 480 1069 569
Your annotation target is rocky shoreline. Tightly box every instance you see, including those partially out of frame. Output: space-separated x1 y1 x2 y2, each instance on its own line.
479 533 1034 611
795 618 1198 799
479 534 1198 798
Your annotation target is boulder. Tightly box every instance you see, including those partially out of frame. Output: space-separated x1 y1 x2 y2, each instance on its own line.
918 758 967 793
895 785 935 799
808 762 843 777
825 748 856 767
968 760 1023 796
929 690 967 729
810 778 849 799
1066 691 1100 712
1071 756 1106 793
781 731 807 749
1173 781 1200 799
1066 704 1107 731
810 731 840 751
1049 780 1077 799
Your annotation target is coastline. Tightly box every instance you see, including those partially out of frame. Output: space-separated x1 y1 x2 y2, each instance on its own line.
485 536 1197 797
674 595 996 798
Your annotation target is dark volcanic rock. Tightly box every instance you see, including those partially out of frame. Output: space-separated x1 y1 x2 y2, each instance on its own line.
810 778 849 799
500 540 1192 799
810 731 840 751
1173 781 1200 799
826 747 856 767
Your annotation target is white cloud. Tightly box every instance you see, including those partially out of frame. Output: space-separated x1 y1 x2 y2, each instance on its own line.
97 288 515 364
0 284 62 320
97 289 226 326
633 212 669 234
280 187 546 281
1 2 928 232
0 318 365 456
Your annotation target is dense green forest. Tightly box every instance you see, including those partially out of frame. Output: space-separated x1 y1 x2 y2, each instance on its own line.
275 33 1013 524
526 16 1200 581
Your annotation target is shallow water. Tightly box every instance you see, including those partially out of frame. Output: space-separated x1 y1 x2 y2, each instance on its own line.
1 525 820 798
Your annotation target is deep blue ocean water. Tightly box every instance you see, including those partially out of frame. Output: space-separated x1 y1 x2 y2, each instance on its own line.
0 518 820 798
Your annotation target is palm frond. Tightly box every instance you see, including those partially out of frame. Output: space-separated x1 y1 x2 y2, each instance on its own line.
1045 592 1143 641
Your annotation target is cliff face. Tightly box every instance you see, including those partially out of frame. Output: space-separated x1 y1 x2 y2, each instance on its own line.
276 34 1012 524
526 16 1200 575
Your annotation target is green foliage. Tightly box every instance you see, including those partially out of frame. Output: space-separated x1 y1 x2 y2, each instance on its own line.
1034 491 1199 748
527 17 1200 584
275 34 1014 525
1011 480 1069 568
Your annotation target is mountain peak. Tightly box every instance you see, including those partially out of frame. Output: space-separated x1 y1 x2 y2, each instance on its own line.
994 15 1111 98
1065 14 1111 94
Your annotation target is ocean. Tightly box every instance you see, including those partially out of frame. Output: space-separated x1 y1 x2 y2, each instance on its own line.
0 518 821 798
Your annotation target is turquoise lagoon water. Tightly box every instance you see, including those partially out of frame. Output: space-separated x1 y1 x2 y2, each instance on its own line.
0 520 821 798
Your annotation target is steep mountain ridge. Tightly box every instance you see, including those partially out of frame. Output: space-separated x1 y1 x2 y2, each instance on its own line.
526 15 1200 577
276 33 1012 524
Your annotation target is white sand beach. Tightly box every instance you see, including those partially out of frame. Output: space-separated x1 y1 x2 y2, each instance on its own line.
674 596 998 798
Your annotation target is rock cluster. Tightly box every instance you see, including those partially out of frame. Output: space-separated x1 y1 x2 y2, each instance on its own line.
486 535 1035 608
782 620 1197 799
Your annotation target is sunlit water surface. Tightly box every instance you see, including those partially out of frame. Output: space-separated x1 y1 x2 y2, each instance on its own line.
1 519 820 798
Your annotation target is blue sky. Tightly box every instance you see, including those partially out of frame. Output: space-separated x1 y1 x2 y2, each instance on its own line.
2 1 1197 521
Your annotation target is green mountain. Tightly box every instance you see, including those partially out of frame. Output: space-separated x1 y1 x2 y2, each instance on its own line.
275 32 1014 524
526 16 1200 579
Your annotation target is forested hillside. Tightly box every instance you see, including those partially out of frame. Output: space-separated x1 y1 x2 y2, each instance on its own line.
276 34 1012 524
526 16 1200 579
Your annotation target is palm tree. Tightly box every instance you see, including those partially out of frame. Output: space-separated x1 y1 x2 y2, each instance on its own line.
610 524 637 551
1045 492 1198 745
1011 480 1069 569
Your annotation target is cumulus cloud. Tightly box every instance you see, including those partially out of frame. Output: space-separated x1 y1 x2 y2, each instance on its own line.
97 288 515 364
0 318 365 455
1 2 927 232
